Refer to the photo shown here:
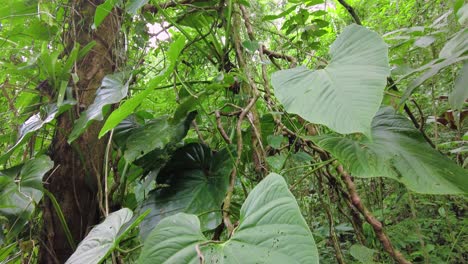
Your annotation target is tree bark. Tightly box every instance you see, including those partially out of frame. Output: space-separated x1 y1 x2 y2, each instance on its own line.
40 1 121 263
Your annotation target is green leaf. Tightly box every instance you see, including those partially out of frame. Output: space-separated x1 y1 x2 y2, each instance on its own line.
350 244 377 264
138 173 318 264
267 135 284 149
99 36 186 138
262 5 297 21
139 143 232 240
68 72 130 143
65 208 144 264
272 24 390 136
413 36 435 48
94 0 117 29
266 153 287 171
399 54 468 105
0 103 74 163
126 0 148 15
242 40 260 52
457 3 468 25
449 63 468 111
123 112 196 163
314 107 468 195
439 28 468 59
0 242 17 261
0 156 53 218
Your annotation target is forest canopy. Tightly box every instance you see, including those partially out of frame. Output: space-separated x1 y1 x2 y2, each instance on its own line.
0 0 467 263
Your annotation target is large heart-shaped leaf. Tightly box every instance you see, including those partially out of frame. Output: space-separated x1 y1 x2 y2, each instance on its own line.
66 208 147 264
272 24 390 136
0 155 53 217
69 71 130 143
139 143 233 240
314 107 468 194
138 173 319 264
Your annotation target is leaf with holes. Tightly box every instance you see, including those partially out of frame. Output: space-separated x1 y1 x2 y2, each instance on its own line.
138 173 318 264
314 107 468 195
272 24 390 136
138 143 233 240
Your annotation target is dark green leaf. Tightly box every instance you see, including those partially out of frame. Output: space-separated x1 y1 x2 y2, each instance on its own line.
138 173 319 264
124 112 196 163
139 143 233 240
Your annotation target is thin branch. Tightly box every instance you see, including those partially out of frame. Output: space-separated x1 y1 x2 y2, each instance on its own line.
337 165 411 264
262 47 297 68
337 0 362 25
104 129 114 216
222 5 260 233
215 110 232 144
192 120 207 145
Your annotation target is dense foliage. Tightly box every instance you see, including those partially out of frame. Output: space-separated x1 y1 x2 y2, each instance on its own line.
0 0 467 263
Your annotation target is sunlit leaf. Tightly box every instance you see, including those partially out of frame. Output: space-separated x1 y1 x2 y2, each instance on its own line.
272 24 390 136
94 0 117 29
99 36 186 138
138 173 318 264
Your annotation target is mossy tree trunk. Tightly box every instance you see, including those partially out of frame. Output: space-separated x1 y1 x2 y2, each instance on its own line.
40 1 121 262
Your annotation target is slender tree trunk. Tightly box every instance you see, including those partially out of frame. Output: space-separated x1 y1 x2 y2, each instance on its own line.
40 1 121 262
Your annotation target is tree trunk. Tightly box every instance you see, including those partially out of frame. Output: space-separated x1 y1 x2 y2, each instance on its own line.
40 1 121 263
